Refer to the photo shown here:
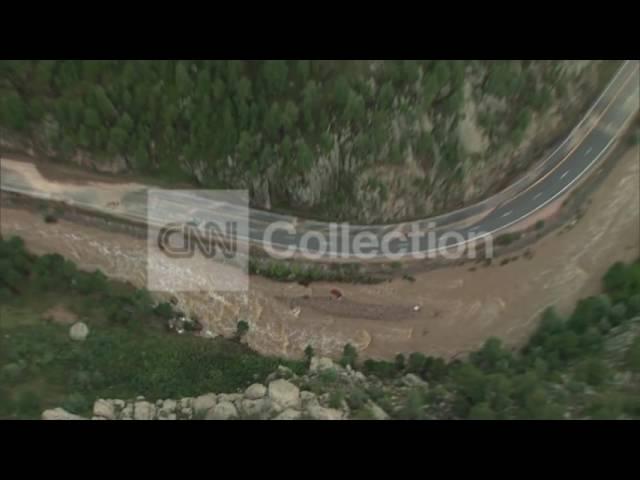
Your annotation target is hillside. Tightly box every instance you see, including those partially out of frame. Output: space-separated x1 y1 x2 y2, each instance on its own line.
0 60 618 222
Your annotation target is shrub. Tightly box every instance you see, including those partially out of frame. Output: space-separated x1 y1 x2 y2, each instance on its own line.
407 352 427 376
318 368 339 384
329 390 345 409
15 391 42 418
610 303 628 323
304 345 315 365
62 392 91 415
362 359 397 379
576 359 610 386
235 320 249 340
346 387 369 410
394 353 406 371
468 401 496 420
154 302 175 320
340 343 358 368
398 388 425 420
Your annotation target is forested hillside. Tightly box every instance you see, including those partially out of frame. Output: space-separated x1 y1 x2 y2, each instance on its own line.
0 60 615 221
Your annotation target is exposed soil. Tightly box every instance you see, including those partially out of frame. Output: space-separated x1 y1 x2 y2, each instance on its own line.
1 146 638 361
42 305 78 326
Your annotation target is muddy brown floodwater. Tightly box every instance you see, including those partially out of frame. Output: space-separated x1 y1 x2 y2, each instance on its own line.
1 147 638 361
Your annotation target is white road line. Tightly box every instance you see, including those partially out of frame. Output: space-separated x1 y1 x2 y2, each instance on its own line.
585 147 593 155
501 210 513 218
533 192 543 200
560 170 570 179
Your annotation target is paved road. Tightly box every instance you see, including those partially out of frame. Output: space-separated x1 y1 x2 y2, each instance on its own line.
1 61 638 259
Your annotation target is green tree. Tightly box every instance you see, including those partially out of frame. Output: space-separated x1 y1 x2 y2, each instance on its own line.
341 343 358 368
262 60 289 95
236 320 249 341
468 401 496 420
407 352 427 375
0 91 28 130
395 353 406 371
304 345 315 365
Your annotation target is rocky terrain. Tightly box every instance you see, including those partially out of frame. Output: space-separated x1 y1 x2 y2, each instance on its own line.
42 357 403 420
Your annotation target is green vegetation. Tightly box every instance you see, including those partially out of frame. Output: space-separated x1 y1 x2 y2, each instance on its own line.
340 343 358 368
235 320 249 341
0 235 303 419
248 257 384 284
340 258 640 419
0 60 603 223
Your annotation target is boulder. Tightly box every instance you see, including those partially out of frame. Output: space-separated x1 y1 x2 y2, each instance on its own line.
277 365 295 378
274 409 302 420
310 357 335 373
93 399 116 420
205 401 238 420
366 401 390 420
352 371 366 382
244 383 267 400
268 379 300 409
192 394 217 416
217 393 242 404
300 391 319 409
69 322 89 342
402 374 428 388
240 398 269 418
120 403 134 420
162 399 177 412
42 408 86 420
133 401 156 420
307 404 344 420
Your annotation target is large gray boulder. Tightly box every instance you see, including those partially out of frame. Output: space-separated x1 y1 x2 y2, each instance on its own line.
192 394 217 416
205 401 238 420
69 322 89 342
300 391 319 409
274 409 302 420
161 399 177 413
268 379 300 410
244 383 267 400
217 393 243 404
120 403 134 420
366 401 390 420
133 401 156 420
403 374 428 388
307 404 344 420
240 398 269 418
93 399 115 420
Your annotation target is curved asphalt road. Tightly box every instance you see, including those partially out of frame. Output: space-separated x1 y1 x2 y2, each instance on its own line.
1 61 638 259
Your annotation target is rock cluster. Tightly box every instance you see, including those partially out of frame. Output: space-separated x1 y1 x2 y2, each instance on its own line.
42 357 397 421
